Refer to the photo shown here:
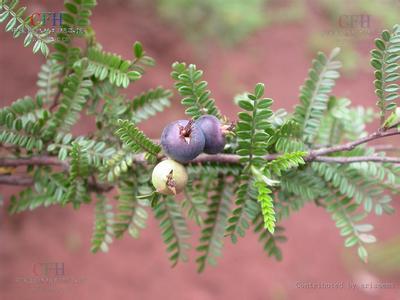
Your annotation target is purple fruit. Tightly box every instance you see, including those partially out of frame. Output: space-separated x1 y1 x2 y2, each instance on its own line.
161 119 205 163
196 115 226 154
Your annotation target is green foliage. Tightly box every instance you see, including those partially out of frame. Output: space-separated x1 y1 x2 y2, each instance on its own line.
1 6 399 271
114 119 161 160
293 48 342 144
371 25 400 124
196 176 232 272
0 96 48 150
280 167 326 204
253 180 275 233
268 120 306 153
266 151 306 177
154 195 191 267
62 0 97 27
52 0 97 66
69 142 90 180
171 62 221 119
113 174 151 239
48 133 116 167
130 87 172 123
86 47 142 88
225 174 259 242
44 62 93 138
131 41 156 74
0 0 52 56
253 151 306 233
226 83 274 241
316 97 374 146
313 161 393 214
182 181 208 226
325 193 376 263
36 60 63 104
235 83 273 167
91 194 114 253
253 214 286 261
99 150 135 182
9 169 69 213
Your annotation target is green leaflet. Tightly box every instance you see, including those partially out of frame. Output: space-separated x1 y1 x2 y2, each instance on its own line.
0 0 52 56
0 96 48 150
253 214 286 261
371 25 400 122
254 180 275 234
113 171 152 239
43 63 93 139
226 174 259 243
154 195 191 267
293 48 342 144
36 60 63 104
86 47 141 88
196 175 232 272
8 169 69 214
235 83 273 167
172 62 221 119
114 119 161 161
91 194 114 253
325 193 376 263
227 83 274 241
51 0 97 66
130 87 172 123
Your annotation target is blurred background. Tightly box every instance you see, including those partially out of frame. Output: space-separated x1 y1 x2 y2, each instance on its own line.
1 0 400 299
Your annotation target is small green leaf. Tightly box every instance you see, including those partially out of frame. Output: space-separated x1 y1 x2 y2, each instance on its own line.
32 40 41 53
238 100 254 111
5 17 16 32
133 41 143 58
374 38 386 51
357 246 368 263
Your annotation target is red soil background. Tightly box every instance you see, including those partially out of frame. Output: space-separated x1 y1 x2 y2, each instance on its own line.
1 1 400 299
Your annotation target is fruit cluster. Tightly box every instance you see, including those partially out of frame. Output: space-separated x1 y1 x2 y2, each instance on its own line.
152 115 228 195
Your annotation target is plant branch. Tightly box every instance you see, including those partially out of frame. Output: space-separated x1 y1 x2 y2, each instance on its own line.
0 174 112 192
313 156 400 164
0 127 399 189
308 129 400 159
0 156 68 169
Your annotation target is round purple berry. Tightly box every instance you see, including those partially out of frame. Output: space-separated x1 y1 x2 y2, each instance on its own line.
196 115 226 154
161 119 205 163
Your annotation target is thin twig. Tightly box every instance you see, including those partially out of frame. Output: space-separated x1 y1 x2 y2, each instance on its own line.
314 156 400 164
0 156 68 169
308 129 400 159
0 175 34 186
0 174 112 192
0 127 399 189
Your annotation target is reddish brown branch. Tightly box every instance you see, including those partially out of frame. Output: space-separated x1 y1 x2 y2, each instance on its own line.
308 130 400 159
0 174 112 192
0 127 399 188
